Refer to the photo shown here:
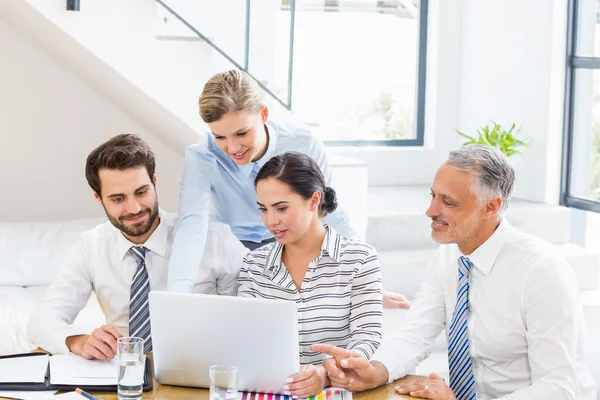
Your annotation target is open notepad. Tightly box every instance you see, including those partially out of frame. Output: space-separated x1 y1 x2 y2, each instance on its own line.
0 354 49 384
49 354 120 385
0 353 152 392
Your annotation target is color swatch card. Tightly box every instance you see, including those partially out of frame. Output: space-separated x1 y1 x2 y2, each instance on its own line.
239 388 352 400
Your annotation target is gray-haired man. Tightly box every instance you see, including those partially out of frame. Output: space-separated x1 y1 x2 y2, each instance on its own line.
310 145 596 399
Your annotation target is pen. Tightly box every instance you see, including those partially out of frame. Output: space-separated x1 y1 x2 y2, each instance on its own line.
75 388 100 400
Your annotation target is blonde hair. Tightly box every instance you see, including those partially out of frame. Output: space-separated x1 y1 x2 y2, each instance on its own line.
199 69 265 123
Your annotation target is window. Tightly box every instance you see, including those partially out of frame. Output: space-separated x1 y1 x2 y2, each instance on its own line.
275 0 428 145
156 0 428 146
563 0 600 213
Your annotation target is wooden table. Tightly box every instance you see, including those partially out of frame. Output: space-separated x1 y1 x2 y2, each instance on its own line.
2 351 424 400
84 374 425 400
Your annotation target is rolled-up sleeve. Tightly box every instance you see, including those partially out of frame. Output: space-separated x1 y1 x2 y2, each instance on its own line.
27 240 94 354
168 147 213 293
347 247 383 359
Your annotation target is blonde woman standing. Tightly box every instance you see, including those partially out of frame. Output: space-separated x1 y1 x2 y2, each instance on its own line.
168 69 409 309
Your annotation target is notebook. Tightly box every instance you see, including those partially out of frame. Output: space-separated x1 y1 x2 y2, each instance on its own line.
0 353 152 392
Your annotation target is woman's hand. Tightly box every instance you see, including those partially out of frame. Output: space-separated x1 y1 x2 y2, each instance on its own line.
284 364 330 399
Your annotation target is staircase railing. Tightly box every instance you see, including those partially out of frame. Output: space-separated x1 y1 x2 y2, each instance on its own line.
155 0 296 111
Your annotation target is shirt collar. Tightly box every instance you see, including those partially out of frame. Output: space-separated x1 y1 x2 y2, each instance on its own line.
321 225 342 262
238 122 278 178
465 218 513 275
115 208 169 260
264 225 342 278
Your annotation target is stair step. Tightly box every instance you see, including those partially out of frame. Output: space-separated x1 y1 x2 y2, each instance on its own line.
379 244 600 298
367 186 572 251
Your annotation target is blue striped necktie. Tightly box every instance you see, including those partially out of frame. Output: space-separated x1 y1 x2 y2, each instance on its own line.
448 256 476 400
129 246 152 352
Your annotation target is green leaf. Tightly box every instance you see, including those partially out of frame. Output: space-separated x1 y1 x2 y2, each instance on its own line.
456 130 476 141
454 122 530 157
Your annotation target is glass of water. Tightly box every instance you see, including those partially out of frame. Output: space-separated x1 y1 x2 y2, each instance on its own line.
117 337 145 400
210 365 238 400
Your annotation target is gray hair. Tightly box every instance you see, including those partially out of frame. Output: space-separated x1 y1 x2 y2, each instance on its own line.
447 145 515 216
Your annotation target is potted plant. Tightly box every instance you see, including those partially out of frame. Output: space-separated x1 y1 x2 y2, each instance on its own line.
456 121 530 157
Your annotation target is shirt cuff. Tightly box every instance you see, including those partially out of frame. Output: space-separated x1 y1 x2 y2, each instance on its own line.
52 325 93 355
371 347 407 383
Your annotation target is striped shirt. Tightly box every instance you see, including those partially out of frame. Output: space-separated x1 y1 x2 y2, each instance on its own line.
238 226 383 365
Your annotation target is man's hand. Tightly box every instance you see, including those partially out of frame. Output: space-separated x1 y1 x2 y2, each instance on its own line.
395 373 456 400
383 290 411 309
310 344 388 392
66 325 123 360
284 364 329 399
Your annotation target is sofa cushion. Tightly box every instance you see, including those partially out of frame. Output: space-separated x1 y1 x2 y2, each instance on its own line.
0 286 38 355
0 285 105 356
0 218 104 286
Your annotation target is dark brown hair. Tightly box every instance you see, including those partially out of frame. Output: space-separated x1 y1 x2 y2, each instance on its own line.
255 151 338 217
85 134 156 196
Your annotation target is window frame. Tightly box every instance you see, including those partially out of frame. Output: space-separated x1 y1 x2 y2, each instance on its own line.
318 0 429 147
561 0 600 213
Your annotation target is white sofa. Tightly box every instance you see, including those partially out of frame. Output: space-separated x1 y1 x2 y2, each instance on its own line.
0 218 106 355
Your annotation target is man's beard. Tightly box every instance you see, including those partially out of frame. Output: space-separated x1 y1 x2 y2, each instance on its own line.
104 201 160 238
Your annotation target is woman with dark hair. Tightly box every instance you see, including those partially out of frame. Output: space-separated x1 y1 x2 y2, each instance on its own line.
238 151 383 399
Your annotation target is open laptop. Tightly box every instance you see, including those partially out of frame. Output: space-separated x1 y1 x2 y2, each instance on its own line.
149 291 300 393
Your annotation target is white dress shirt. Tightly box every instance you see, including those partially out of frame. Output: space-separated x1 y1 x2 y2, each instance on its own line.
372 220 597 400
28 209 248 355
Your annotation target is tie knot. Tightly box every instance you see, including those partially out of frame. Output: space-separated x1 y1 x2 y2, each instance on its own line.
458 256 472 276
131 246 147 264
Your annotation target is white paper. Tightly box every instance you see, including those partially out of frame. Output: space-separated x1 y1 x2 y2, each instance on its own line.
0 390 57 400
50 393 86 399
0 354 49 384
49 354 118 385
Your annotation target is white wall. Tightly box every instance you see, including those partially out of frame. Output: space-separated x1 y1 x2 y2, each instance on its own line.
24 0 158 91
336 0 568 206
456 0 567 204
22 0 209 135
19 0 280 143
0 19 183 222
